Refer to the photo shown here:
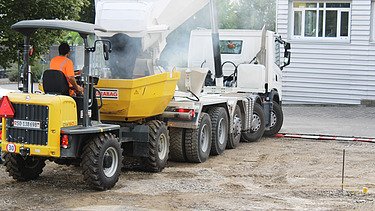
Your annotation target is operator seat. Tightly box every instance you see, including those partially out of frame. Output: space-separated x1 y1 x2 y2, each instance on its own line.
42 69 70 96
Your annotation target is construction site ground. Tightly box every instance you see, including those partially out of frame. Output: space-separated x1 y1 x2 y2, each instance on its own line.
0 137 374 210
0 81 374 210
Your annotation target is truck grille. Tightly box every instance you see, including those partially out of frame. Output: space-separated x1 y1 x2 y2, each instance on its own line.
6 104 49 145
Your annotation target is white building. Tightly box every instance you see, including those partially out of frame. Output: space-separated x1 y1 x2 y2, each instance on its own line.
277 0 375 104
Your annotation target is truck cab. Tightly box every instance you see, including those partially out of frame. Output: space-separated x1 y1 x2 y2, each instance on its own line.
188 29 290 136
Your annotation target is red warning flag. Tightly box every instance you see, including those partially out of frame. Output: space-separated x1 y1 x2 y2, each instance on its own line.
0 96 15 118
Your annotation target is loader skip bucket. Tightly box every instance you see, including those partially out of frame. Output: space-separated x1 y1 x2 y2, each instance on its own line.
96 71 180 122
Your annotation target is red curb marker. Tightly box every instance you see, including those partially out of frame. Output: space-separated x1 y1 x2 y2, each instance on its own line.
275 133 375 144
275 133 285 138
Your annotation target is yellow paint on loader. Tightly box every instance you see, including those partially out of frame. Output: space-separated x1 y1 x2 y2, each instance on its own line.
1 93 78 158
96 71 180 122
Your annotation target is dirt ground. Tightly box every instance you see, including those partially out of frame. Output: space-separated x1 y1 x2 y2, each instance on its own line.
0 137 374 210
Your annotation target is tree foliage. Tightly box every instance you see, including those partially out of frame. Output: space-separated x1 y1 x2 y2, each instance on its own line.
0 0 90 68
216 0 276 30
235 0 276 30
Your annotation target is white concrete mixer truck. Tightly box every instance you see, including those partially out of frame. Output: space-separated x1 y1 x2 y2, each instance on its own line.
94 0 291 163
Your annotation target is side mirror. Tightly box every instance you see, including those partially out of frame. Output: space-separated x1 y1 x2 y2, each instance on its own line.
281 42 291 70
103 43 110 61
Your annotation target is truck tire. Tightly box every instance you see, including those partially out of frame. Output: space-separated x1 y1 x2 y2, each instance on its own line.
142 120 169 172
4 153 46 181
169 127 186 162
185 113 212 163
82 133 122 191
208 107 228 155
264 101 283 137
227 105 242 149
241 103 265 142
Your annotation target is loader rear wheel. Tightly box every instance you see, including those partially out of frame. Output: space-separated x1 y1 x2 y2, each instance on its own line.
208 107 228 155
241 103 265 142
227 105 242 149
82 133 122 191
4 153 46 181
142 120 169 172
169 127 186 162
264 101 283 137
185 113 212 163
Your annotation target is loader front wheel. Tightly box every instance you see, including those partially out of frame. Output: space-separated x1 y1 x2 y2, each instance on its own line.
185 113 212 163
142 120 169 172
4 153 46 181
82 133 122 191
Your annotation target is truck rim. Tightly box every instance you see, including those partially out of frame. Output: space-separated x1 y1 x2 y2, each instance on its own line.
270 111 277 128
251 114 261 132
233 114 242 139
200 124 210 153
158 133 168 160
103 147 118 178
218 118 227 145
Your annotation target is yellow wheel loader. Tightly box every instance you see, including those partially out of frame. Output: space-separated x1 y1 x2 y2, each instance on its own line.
0 20 179 190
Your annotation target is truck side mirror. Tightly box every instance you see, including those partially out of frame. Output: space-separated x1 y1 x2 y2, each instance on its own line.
281 42 291 70
103 43 110 61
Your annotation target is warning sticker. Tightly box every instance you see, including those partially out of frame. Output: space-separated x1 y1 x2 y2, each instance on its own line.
96 89 119 100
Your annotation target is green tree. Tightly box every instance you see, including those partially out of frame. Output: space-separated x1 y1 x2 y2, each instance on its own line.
235 0 276 30
0 0 89 68
80 0 95 24
217 0 240 29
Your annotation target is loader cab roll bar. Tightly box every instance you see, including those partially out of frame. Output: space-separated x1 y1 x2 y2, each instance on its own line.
11 20 110 127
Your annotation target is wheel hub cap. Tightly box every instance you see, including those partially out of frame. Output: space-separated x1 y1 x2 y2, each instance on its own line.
218 118 227 145
158 133 168 160
233 115 241 139
270 111 277 128
251 114 261 132
103 147 118 178
200 124 209 153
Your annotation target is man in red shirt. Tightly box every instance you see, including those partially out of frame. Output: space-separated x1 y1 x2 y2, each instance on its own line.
50 43 83 96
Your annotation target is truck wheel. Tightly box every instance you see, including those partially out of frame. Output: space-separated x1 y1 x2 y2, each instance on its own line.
227 105 242 149
208 107 228 155
241 103 265 142
4 153 46 181
185 113 212 163
142 120 169 172
264 101 283 137
82 133 122 191
169 127 186 162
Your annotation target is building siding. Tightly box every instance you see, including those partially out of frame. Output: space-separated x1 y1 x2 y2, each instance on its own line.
277 0 375 104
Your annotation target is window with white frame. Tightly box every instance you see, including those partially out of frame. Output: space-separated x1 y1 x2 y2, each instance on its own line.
292 2 351 39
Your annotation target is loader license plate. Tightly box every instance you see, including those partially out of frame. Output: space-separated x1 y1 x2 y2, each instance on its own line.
13 120 41 129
